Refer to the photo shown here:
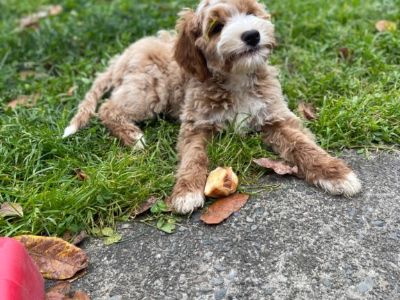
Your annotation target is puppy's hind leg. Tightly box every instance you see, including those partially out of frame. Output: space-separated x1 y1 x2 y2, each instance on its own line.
98 77 165 148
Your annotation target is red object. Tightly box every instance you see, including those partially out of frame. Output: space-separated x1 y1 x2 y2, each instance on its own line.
0 237 45 300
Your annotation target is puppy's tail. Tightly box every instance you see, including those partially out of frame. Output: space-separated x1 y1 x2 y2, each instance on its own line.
63 66 115 138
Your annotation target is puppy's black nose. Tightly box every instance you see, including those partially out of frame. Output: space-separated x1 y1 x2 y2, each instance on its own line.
241 30 260 47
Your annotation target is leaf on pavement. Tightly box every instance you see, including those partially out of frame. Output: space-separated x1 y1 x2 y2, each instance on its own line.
63 230 88 246
375 20 397 32
132 196 158 217
253 158 298 175
46 282 90 300
14 235 88 280
7 94 39 109
0 202 24 217
19 5 63 29
298 102 317 120
200 193 249 225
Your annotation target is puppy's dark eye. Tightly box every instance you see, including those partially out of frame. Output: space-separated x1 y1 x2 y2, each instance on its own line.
208 21 224 36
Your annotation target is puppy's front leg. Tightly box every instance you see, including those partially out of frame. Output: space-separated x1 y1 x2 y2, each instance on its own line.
171 123 212 214
262 118 361 196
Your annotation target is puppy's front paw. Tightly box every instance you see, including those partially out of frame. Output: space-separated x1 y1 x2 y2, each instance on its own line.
171 191 204 214
314 171 362 197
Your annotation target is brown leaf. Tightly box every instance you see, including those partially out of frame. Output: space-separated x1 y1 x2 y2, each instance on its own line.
375 20 397 32
67 86 77 96
0 202 24 217
298 102 317 120
71 231 88 245
132 196 158 216
14 235 88 280
69 291 90 300
338 47 352 60
46 282 71 300
46 282 90 300
19 5 63 29
253 158 298 175
7 94 39 109
74 168 89 181
66 269 88 283
200 193 250 225
63 230 88 246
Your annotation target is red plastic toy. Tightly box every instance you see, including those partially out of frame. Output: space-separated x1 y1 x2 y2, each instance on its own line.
0 237 45 300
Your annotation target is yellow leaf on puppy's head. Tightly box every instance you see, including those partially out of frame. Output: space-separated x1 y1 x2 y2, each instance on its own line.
204 167 238 198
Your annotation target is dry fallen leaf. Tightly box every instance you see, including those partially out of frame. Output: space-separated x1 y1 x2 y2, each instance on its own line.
375 20 397 32
63 230 88 246
14 235 88 280
70 291 90 300
338 47 352 61
253 158 298 176
46 282 90 300
298 102 317 120
46 282 71 300
132 196 158 217
19 5 63 29
71 231 88 245
0 202 24 217
200 193 249 225
74 168 89 181
204 167 239 198
7 94 39 109
67 86 77 96
19 70 47 80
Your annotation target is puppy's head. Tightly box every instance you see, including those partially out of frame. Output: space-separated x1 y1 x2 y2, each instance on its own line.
174 0 275 80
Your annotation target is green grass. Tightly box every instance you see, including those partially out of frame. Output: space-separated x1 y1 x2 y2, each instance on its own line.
0 0 399 236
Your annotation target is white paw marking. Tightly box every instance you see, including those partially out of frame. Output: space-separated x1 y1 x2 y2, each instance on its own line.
172 192 204 214
132 133 146 150
62 124 78 138
315 171 362 197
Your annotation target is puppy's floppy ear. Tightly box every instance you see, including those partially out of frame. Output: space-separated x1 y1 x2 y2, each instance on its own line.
174 9 210 81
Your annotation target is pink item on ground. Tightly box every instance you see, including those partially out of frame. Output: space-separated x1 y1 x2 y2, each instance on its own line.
0 237 45 300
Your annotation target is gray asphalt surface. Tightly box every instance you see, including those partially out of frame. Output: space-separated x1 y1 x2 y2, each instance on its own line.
72 150 400 300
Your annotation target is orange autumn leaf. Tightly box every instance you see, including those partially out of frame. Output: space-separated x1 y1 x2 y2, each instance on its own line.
200 193 249 224
14 235 88 280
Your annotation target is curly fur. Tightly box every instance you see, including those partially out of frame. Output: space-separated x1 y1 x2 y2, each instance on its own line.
64 0 361 213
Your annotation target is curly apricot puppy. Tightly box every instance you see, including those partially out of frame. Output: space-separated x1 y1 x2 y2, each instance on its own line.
64 0 361 214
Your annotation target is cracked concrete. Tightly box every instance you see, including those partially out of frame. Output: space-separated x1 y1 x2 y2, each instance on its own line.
70 151 400 299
